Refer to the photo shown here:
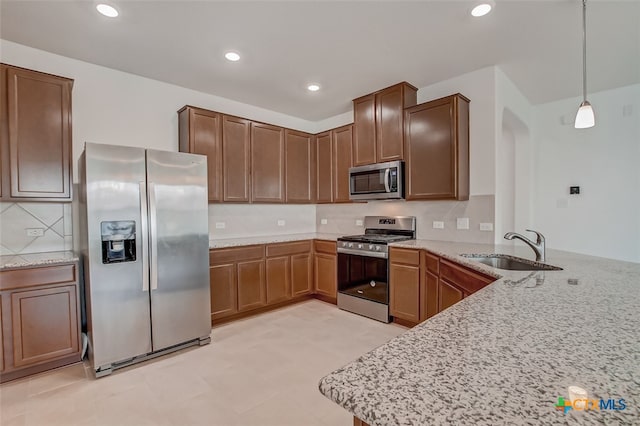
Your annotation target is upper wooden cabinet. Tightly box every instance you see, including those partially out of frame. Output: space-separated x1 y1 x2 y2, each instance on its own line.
0 64 73 201
315 131 333 204
285 130 315 203
222 115 251 202
404 94 470 201
178 106 223 202
332 124 353 203
352 82 417 166
251 122 285 203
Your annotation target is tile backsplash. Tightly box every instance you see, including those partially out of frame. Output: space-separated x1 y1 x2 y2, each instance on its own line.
209 204 316 239
0 202 73 255
316 195 495 244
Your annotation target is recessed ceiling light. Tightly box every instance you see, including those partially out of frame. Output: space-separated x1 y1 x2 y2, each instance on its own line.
96 4 119 18
471 3 492 17
225 52 240 62
307 84 320 92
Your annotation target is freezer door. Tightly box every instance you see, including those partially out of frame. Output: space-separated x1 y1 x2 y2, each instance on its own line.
146 149 211 350
82 143 152 368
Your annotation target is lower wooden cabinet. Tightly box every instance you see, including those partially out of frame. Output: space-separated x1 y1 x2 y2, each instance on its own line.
237 260 266 311
290 253 313 297
389 248 496 326
0 262 81 383
266 256 290 304
313 240 337 300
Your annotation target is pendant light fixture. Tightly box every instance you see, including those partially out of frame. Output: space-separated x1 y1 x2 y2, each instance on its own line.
575 0 595 129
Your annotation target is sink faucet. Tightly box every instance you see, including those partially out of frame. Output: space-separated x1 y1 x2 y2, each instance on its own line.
504 229 546 262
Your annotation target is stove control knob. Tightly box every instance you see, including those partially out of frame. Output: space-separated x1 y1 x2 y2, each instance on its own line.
368 244 374 250
348 243 353 248
358 244 363 249
375 245 381 251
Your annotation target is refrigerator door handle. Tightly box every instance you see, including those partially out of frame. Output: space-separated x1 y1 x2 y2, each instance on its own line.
148 182 159 291
139 181 150 292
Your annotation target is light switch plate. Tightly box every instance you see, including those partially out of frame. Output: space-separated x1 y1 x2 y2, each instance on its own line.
215 222 226 229
479 223 494 231
432 221 444 229
457 218 469 230
26 228 44 237
355 219 363 226
320 219 328 225
277 220 285 226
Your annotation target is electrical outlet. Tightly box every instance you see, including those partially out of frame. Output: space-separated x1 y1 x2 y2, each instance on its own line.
320 219 328 225
355 219 363 226
456 218 469 230
479 223 494 231
215 222 226 229
432 221 444 229
277 220 286 227
26 228 45 237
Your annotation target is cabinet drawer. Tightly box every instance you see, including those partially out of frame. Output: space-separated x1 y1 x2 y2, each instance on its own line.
0 264 76 291
439 259 494 295
425 251 440 274
210 245 264 264
314 240 336 255
389 247 420 266
266 240 312 257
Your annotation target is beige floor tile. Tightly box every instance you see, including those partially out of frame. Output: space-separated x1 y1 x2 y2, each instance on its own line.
0 300 406 426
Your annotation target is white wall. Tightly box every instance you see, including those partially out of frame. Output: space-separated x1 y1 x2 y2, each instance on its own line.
532 84 640 263
0 40 318 183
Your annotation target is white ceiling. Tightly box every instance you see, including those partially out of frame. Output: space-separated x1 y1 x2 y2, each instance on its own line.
1 1 639 121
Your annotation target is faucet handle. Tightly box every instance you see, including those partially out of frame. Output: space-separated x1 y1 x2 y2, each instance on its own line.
525 229 545 244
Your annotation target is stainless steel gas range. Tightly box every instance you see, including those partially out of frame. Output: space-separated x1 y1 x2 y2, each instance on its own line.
337 216 416 323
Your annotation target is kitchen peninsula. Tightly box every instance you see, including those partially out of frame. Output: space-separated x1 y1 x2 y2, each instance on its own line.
319 240 640 425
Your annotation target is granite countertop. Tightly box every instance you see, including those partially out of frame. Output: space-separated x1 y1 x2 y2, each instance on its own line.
209 232 341 249
319 239 640 425
0 251 79 271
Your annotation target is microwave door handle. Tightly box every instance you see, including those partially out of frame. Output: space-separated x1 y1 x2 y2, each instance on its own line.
384 169 391 193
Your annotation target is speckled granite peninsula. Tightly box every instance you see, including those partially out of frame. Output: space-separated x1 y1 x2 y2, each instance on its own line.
319 240 640 425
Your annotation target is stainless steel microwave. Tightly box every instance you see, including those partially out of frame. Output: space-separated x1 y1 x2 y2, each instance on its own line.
349 160 404 201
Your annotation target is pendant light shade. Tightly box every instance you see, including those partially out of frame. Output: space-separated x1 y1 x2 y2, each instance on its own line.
575 0 595 129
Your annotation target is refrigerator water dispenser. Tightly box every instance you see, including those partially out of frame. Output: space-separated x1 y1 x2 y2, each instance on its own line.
101 220 136 264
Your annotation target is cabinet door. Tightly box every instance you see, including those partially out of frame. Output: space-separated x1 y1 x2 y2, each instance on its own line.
0 295 3 372
210 263 237 320
11 285 79 368
376 85 405 162
438 279 464 312
389 263 420 323
332 124 353 203
5 65 72 200
222 115 251 202
178 107 222 202
285 130 315 203
352 94 376 166
266 256 290 305
314 253 336 298
423 270 439 321
315 132 333 203
405 95 469 201
291 253 312 297
237 260 266 311
251 122 285 203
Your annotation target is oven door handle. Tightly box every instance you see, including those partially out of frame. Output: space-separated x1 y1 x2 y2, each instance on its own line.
384 168 391 193
337 248 388 259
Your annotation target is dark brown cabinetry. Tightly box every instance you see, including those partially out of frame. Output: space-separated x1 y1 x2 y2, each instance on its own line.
313 240 337 301
389 248 421 323
222 115 252 202
0 262 81 383
332 124 353 203
178 106 223 202
0 64 73 201
285 130 315 203
352 82 417 166
389 248 496 327
404 94 470 201
237 259 266 312
315 131 333 204
251 122 285 203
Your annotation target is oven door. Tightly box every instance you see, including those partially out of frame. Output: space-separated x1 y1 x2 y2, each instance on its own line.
337 252 388 305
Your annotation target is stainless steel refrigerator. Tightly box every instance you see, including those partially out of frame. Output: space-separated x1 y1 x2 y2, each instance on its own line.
79 142 211 377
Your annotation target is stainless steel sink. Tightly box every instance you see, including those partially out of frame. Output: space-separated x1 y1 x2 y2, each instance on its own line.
460 254 563 271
